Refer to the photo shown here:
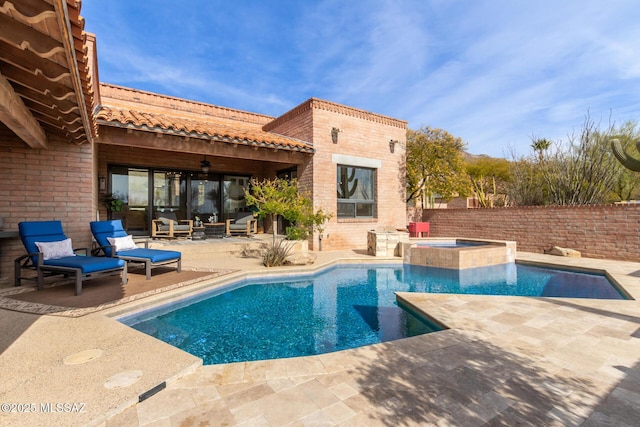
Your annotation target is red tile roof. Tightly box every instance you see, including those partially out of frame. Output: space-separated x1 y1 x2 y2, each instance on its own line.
96 84 314 153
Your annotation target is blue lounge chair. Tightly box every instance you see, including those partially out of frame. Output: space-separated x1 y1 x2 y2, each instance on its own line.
90 220 181 280
15 221 127 296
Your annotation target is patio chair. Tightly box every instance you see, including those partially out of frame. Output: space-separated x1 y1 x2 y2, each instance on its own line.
225 212 257 236
14 221 127 296
90 220 181 280
151 211 193 238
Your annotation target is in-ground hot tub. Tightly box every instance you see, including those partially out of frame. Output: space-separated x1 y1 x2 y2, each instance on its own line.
401 239 516 269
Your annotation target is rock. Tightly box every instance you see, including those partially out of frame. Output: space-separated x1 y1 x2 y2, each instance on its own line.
240 243 268 258
546 246 581 258
284 252 317 265
240 249 264 258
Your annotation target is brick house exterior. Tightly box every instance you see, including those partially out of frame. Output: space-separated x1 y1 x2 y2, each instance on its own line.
264 98 407 250
0 3 407 282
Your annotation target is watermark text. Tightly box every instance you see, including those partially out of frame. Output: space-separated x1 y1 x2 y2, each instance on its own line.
1 402 86 413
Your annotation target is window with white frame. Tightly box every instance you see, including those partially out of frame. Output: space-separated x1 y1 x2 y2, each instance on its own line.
337 165 376 218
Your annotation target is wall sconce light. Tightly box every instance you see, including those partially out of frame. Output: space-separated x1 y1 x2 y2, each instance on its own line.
331 127 342 144
98 176 106 191
200 155 211 173
389 139 399 153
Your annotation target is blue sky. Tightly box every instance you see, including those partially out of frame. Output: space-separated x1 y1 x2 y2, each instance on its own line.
82 0 640 158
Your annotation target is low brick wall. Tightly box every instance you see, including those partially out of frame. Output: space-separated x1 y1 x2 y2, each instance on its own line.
407 205 640 262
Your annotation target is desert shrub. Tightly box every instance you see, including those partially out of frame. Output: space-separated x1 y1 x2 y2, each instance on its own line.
262 239 295 267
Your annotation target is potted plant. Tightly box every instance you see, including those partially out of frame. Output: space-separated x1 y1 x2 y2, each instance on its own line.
102 193 123 213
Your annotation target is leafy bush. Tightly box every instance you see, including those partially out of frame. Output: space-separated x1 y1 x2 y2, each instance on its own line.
285 225 307 241
102 193 123 212
245 178 332 243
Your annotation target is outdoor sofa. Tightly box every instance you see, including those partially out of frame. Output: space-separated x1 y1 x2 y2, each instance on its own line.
225 212 257 236
151 211 193 238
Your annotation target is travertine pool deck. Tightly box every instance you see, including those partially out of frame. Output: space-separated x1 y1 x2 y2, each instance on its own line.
1 243 639 426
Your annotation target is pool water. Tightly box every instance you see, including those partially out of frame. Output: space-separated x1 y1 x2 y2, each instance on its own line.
402 263 623 298
121 263 625 365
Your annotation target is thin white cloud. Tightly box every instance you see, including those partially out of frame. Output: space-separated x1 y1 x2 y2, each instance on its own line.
388 0 640 155
95 33 292 114
83 0 640 157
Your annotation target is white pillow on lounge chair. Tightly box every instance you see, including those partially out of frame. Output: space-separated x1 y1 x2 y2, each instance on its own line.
107 235 139 252
35 238 75 260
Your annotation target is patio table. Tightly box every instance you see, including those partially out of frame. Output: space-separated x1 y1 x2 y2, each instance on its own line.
204 223 225 239
192 226 206 240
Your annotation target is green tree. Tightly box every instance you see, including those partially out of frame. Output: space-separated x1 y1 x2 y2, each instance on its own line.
406 126 472 207
531 138 552 163
542 117 623 205
465 156 511 207
244 178 332 266
504 154 546 206
506 116 637 206
505 139 551 206
610 167 640 201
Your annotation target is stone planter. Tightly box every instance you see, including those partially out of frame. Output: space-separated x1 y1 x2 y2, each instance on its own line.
367 229 409 257
288 239 309 253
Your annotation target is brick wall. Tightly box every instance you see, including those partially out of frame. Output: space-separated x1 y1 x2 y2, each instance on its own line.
0 134 97 284
263 104 314 196
267 99 409 250
408 205 640 261
309 102 407 251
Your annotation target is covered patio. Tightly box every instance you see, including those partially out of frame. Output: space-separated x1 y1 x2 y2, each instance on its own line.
1 0 408 287
94 83 315 237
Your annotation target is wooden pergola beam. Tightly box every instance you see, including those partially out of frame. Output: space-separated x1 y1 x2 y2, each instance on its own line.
0 70 47 148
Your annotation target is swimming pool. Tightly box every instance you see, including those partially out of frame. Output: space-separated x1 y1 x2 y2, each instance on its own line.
120 263 626 365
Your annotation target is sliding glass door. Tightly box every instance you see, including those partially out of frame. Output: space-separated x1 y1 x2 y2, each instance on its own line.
109 167 150 234
108 166 251 234
223 175 250 220
109 167 187 235
190 174 221 223
153 170 187 221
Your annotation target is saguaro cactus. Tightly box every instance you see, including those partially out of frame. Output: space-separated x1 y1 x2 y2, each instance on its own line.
338 167 359 198
611 139 640 172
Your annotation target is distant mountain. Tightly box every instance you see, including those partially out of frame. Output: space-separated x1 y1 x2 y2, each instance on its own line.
462 152 495 161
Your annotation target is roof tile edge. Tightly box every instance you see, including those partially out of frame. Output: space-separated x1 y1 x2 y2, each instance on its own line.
94 105 315 153
98 83 275 125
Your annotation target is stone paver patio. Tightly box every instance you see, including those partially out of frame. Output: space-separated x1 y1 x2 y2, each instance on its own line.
1 240 639 426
